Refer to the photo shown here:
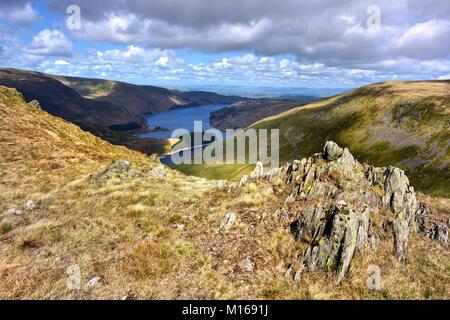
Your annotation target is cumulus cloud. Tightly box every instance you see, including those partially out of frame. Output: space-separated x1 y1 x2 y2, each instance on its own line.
43 0 450 77
1 0 449 86
0 1 39 24
25 29 73 57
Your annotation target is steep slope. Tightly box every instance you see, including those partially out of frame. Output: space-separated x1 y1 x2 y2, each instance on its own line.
0 68 245 132
0 86 448 300
53 74 246 117
0 68 140 129
210 99 305 131
179 81 450 197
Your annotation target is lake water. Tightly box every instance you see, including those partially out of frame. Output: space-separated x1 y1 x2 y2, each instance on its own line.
137 104 228 139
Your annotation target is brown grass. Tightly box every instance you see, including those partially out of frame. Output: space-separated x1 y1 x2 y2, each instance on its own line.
0 86 448 300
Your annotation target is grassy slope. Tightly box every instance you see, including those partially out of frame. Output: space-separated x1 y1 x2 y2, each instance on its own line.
0 86 448 299
178 81 450 197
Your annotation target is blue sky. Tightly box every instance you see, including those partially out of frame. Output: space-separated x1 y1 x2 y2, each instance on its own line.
0 0 449 90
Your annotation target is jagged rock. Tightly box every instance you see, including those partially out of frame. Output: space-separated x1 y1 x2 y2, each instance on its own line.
284 265 294 279
414 203 449 247
250 161 264 179
393 220 409 261
368 234 380 250
433 224 448 246
240 257 255 272
281 141 446 283
294 266 304 283
291 200 372 284
265 168 280 180
323 141 344 161
24 200 38 211
219 213 236 230
238 175 248 188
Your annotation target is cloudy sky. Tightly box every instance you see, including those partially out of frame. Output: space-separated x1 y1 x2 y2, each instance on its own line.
0 0 449 89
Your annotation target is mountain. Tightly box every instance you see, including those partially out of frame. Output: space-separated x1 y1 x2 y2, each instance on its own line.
53 74 246 117
210 98 314 131
0 68 140 130
0 86 448 299
178 81 450 197
0 67 245 132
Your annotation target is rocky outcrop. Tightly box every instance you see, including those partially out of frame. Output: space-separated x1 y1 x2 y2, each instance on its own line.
90 160 140 183
415 203 449 247
250 141 448 283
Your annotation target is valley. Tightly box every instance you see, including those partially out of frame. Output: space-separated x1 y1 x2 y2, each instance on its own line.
0 85 448 299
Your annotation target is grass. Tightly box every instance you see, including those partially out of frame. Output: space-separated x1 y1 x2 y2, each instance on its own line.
0 85 449 300
174 81 450 197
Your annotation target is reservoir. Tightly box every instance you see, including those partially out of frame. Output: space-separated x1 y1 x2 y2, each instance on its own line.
137 104 228 139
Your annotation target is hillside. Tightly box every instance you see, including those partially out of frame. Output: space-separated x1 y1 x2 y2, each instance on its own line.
210 99 307 131
0 68 244 132
0 68 140 129
0 85 448 300
178 81 450 198
52 74 245 121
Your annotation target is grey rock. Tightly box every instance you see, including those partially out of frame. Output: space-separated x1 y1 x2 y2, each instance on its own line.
217 180 227 191
414 202 448 247
6 208 23 216
250 161 264 179
241 257 255 272
150 166 166 178
91 160 132 182
86 276 101 289
323 141 343 161
294 266 305 283
278 141 446 283
292 202 371 284
24 200 38 211
393 220 409 261
284 266 294 279
238 175 249 188
220 213 237 230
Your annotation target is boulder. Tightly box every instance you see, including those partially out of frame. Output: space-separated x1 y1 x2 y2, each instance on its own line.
219 213 237 230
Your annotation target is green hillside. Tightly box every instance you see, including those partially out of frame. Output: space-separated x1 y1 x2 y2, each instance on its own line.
177 81 450 197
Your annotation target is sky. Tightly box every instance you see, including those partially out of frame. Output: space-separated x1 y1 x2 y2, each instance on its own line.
0 0 449 90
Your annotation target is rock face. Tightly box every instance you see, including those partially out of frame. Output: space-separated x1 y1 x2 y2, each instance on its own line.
251 141 448 283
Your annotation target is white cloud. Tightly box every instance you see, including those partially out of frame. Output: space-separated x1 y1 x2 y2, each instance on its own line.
394 19 450 59
26 29 72 57
54 59 70 65
0 2 39 24
11 3 38 23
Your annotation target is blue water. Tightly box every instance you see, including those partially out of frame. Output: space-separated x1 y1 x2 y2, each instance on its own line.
137 104 228 139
